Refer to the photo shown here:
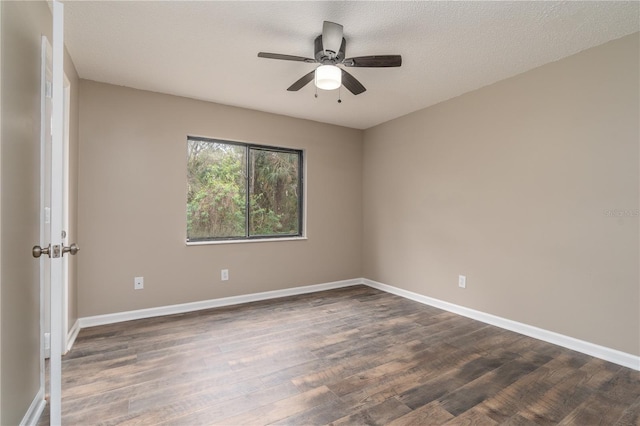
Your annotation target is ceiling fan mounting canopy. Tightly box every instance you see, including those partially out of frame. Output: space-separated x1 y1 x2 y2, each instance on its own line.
321 21 343 58
257 21 402 96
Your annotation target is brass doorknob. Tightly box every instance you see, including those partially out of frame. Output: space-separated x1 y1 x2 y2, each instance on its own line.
32 244 51 258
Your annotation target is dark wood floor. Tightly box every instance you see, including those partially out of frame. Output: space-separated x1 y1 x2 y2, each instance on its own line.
38 285 639 425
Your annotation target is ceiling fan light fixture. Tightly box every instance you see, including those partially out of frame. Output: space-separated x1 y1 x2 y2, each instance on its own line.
315 65 341 90
258 21 401 96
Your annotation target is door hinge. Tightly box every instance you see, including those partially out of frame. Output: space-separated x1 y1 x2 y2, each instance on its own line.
45 81 53 98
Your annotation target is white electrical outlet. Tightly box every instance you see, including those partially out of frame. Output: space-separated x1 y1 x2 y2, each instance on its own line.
221 269 229 281
134 276 144 290
458 275 466 289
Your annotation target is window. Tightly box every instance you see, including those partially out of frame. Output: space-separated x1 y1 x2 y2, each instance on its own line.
186 136 303 242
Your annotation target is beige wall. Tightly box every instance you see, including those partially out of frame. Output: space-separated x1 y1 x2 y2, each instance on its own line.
1 2 49 422
77 81 363 317
0 1 80 423
363 33 639 356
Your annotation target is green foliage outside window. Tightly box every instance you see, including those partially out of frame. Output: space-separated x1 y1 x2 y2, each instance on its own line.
187 138 302 241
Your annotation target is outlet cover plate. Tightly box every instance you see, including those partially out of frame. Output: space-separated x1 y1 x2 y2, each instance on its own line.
134 276 144 290
458 275 466 289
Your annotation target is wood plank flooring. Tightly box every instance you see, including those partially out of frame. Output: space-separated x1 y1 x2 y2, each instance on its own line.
38 285 640 425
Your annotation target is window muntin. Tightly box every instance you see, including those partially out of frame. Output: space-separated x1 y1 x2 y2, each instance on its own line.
187 137 303 242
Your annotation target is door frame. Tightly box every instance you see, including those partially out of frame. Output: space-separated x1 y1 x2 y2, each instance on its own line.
38 33 51 409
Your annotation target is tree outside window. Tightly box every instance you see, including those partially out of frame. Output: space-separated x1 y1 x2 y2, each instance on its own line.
187 137 303 241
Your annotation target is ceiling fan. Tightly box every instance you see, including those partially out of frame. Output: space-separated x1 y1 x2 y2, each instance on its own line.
258 21 402 96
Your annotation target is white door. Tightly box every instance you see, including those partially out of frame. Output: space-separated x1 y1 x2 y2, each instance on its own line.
33 2 76 424
40 44 70 361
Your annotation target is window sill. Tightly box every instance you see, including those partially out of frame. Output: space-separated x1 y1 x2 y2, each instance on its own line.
186 236 307 246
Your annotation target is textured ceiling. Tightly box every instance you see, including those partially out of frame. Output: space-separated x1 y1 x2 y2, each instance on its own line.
61 1 639 130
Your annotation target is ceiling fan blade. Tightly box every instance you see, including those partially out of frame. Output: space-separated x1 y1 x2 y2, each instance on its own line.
322 21 343 56
341 69 366 95
258 52 316 63
343 55 402 67
287 70 316 91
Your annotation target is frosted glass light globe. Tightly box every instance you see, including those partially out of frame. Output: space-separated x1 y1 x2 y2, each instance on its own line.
314 65 342 90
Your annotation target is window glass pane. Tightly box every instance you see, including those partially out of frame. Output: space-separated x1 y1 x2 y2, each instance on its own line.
187 140 246 239
249 148 300 236
186 137 302 242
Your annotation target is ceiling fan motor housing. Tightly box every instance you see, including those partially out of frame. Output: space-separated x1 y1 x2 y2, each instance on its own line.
314 36 346 64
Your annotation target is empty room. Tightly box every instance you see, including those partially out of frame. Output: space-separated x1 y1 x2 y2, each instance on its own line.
1 1 639 425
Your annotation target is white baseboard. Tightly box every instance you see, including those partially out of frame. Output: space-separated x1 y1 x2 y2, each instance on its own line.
363 278 640 371
78 278 361 329
19 387 46 426
66 319 80 354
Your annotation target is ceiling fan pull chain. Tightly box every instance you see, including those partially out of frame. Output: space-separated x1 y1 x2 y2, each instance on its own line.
338 86 342 103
